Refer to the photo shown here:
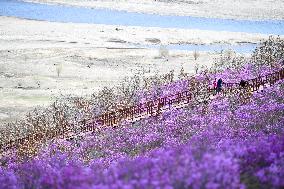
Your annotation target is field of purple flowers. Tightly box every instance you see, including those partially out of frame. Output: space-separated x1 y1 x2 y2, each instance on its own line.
0 37 284 189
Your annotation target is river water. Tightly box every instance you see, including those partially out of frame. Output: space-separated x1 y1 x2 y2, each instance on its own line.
1 0 283 52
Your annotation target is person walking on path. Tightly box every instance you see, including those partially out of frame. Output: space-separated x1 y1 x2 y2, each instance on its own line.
239 80 247 88
216 78 223 94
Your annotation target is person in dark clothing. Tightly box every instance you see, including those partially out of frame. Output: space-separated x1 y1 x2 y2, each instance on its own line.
216 78 222 93
239 80 247 88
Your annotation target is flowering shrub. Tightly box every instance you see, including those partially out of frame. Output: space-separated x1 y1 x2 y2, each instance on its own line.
0 37 284 188
0 66 283 188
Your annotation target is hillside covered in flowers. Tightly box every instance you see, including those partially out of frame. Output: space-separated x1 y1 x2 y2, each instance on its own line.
0 37 284 189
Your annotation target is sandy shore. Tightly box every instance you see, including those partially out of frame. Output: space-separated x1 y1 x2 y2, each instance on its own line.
24 0 284 20
0 16 277 124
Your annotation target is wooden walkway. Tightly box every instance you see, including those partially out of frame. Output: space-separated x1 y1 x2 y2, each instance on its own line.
1 68 284 153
